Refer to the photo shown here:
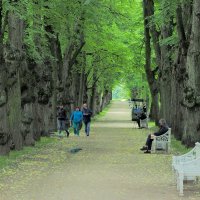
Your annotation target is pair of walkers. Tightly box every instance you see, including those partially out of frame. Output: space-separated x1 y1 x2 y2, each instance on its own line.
70 103 92 136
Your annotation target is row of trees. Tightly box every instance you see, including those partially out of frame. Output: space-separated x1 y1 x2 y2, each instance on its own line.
1 0 138 155
143 0 200 146
3 0 197 154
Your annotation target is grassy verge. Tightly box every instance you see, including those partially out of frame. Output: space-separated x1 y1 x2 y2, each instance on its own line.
148 121 156 128
171 135 192 155
0 137 55 169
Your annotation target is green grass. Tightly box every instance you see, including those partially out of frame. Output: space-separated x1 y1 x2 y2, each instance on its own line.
171 135 192 155
148 121 156 128
0 137 55 169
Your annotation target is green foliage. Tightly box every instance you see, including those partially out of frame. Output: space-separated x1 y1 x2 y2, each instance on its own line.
160 34 178 47
171 135 192 155
112 84 130 100
83 0 148 98
3 0 149 96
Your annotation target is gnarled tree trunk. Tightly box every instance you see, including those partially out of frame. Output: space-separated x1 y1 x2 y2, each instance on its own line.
6 9 23 150
0 0 10 155
143 0 159 124
181 0 200 146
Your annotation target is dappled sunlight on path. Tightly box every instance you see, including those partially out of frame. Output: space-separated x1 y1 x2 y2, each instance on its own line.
0 101 199 200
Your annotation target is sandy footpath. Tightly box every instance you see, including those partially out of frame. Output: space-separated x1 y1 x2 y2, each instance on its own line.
0 101 199 200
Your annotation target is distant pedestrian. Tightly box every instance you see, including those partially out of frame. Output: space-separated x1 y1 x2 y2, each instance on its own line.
82 103 93 136
70 107 83 136
57 105 69 137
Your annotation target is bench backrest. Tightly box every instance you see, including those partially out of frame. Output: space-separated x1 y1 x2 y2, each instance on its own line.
193 142 200 159
155 128 171 151
156 128 171 142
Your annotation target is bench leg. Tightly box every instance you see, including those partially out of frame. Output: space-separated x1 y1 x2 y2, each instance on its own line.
172 169 177 184
195 177 199 184
168 143 171 154
179 173 184 196
176 172 180 191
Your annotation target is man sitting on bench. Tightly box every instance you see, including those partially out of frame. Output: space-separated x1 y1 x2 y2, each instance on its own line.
140 119 168 153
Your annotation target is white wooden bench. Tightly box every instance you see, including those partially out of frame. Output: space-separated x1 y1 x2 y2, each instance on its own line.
152 128 171 153
172 142 200 196
172 142 200 172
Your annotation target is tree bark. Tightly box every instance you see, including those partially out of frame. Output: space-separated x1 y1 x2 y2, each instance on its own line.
62 13 85 114
6 9 24 150
78 52 86 107
159 23 173 125
0 0 10 155
143 0 159 123
90 66 97 115
181 0 200 146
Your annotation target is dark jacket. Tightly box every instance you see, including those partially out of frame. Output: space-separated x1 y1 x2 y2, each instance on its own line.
82 108 92 123
139 112 147 120
143 106 147 113
154 125 168 136
57 108 66 120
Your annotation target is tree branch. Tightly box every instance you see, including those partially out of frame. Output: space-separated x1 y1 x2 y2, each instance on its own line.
68 39 85 68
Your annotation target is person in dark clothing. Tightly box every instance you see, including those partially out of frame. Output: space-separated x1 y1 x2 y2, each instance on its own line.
140 119 168 153
57 105 69 137
136 111 147 128
143 104 147 113
82 103 93 136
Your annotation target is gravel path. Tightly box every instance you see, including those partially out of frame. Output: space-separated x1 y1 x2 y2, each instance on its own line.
0 101 199 200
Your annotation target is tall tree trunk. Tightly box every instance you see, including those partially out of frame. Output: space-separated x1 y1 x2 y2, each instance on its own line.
143 0 159 123
6 9 23 150
46 26 61 131
181 0 200 146
78 52 86 107
0 0 10 154
147 0 161 66
62 16 85 114
90 67 97 115
100 90 108 112
144 0 174 125
159 23 173 125
171 3 192 141
20 60 36 146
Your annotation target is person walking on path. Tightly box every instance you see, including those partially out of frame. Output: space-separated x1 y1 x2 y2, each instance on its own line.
140 119 168 153
70 107 83 136
82 103 93 136
57 105 69 137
